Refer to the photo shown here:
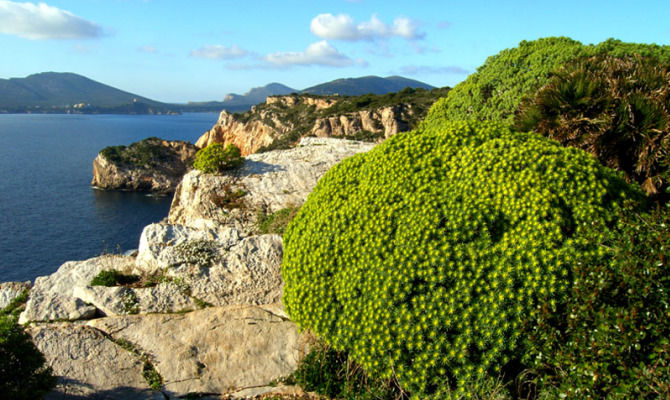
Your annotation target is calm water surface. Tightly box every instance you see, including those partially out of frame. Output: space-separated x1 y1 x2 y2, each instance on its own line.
0 113 218 282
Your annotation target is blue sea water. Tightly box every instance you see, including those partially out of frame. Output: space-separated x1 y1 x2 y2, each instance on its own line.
0 113 219 283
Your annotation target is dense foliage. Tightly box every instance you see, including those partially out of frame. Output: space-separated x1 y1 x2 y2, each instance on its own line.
0 315 56 399
426 37 670 125
282 119 637 397
192 143 243 173
515 54 670 196
526 203 670 398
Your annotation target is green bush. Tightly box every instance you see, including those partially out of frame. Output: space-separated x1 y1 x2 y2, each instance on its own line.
0 315 57 399
426 37 670 125
193 143 244 173
289 340 401 400
515 54 670 196
524 202 670 399
282 120 638 397
90 269 140 287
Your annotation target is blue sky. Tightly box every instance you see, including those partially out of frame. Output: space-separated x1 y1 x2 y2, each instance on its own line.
1 0 669 103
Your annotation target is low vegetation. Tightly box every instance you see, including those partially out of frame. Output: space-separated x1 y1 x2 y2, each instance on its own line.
1 298 57 399
516 53 670 196
193 143 244 173
427 37 670 125
256 206 301 235
90 269 141 287
100 137 170 167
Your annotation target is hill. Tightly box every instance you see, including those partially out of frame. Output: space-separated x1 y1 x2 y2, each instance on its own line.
0 72 177 113
301 75 435 96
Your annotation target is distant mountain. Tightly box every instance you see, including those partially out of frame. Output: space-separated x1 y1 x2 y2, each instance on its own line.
0 72 172 113
301 76 435 96
220 83 297 111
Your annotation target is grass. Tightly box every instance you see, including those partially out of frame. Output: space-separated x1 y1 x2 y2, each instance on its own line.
90 270 141 287
256 206 301 235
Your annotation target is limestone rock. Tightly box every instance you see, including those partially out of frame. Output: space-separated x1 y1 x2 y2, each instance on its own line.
310 105 411 139
135 222 241 274
196 110 278 156
168 234 284 307
91 137 197 194
88 305 307 398
73 282 198 316
135 222 283 307
0 280 30 309
28 323 158 400
169 137 375 232
19 255 136 324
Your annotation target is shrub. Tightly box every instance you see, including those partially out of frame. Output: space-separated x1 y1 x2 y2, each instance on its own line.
282 120 638 397
289 340 402 400
256 206 300 235
524 202 670 399
426 37 670 125
515 54 670 196
90 269 140 287
0 315 57 399
193 143 244 173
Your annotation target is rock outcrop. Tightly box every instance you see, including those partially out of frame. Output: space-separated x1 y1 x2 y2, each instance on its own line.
14 136 376 399
170 137 375 233
91 137 197 194
195 92 429 155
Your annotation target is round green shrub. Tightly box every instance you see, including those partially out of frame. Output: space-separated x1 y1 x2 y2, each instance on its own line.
0 315 57 399
515 53 670 196
193 143 243 173
425 37 670 125
282 120 637 396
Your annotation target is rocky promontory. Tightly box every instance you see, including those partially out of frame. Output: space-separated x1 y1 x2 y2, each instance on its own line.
11 137 374 399
196 87 448 155
91 137 197 194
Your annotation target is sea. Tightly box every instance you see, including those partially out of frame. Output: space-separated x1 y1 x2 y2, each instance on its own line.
0 113 219 283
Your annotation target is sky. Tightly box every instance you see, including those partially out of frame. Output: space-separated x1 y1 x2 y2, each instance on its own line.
1 1 669 103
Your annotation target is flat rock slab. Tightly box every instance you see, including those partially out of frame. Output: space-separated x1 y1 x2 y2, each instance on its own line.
20 255 136 324
28 323 160 400
88 304 307 398
73 282 198 316
0 280 30 309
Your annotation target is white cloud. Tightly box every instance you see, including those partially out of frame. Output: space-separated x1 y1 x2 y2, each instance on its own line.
310 13 424 41
0 1 103 40
190 44 248 60
265 40 357 67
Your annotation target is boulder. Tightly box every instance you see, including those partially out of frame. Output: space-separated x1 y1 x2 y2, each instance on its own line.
88 305 307 398
19 255 136 324
28 323 160 400
0 280 30 309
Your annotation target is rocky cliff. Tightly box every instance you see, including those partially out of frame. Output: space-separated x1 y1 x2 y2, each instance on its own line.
196 87 448 156
91 137 197 194
8 137 374 399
